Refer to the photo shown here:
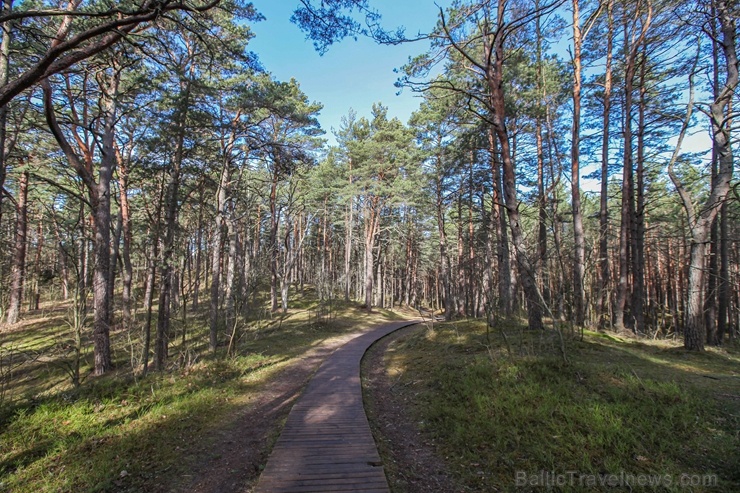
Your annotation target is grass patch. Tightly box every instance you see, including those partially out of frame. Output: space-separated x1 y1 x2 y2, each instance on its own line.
0 287 406 493
379 320 740 492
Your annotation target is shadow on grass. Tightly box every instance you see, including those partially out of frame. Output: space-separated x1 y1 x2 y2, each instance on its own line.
376 320 740 493
1 288 408 493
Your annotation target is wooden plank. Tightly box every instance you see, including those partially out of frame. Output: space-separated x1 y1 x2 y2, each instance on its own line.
253 320 419 493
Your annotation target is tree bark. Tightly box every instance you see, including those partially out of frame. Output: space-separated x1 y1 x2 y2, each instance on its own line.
571 0 586 327
155 74 190 370
5 169 28 324
0 0 12 238
597 0 613 330
487 0 542 329
117 149 133 330
90 63 119 375
209 180 226 352
667 1 735 350
30 216 43 311
633 43 647 334
681 1 736 350
269 175 280 312
487 127 512 315
435 155 452 320
615 9 651 331
344 159 354 301
42 58 119 374
363 199 380 310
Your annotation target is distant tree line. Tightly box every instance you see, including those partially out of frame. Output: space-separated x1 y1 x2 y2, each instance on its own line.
0 0 737 379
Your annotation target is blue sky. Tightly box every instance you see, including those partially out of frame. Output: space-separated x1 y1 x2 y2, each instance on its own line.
245 0 710 180
248 1 448 144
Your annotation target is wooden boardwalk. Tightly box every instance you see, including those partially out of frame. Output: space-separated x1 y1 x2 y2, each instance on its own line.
254 320 419 493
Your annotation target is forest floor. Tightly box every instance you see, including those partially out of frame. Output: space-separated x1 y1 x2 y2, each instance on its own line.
2 297 739 493
364 319 740 493
0 289 413 493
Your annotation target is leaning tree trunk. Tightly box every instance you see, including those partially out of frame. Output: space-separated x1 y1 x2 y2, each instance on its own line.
487 3 542 330
669 0 736 351
42 61 119 374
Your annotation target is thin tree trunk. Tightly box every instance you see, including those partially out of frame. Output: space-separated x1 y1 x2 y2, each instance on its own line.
571 0 586 327
718 199 729 343
210 153 230 351
118 154 133 330
141 237 158 376
487 127 512 315
344 159 353 301
363 202 379 310
0 0 11 240
633 44 647 334
597 0 613 330
615 21 639 332
156 75 190 370
192 184 205 310
6 169 28 324
435 158 452 320
30 216 43 311
269 176 279 312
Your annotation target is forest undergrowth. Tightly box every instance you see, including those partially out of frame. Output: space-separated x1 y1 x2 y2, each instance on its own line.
0 287 406 493
368 318 740 493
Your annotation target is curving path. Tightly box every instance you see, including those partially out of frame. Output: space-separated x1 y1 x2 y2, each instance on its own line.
253 320 419 493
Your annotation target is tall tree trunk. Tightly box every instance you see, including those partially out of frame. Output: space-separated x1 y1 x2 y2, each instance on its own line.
597 0 613 330
192 184 205 310
435 160 452 320
488 0 542 329
118 153 133 330
269 176 279 312
614 13 649 332
30 216 43 311
225 215 238 319
5 169 28 324
210 154 230 351
718 199 729 343
571 0 586 326
0 0 11 239
363 200 380 310
344 159 354 301
632 44 647 334
42 57 120 374
674 1 736 351
156 75 190 370
90 64 119 375
487 127 512 315
140 177 165 376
